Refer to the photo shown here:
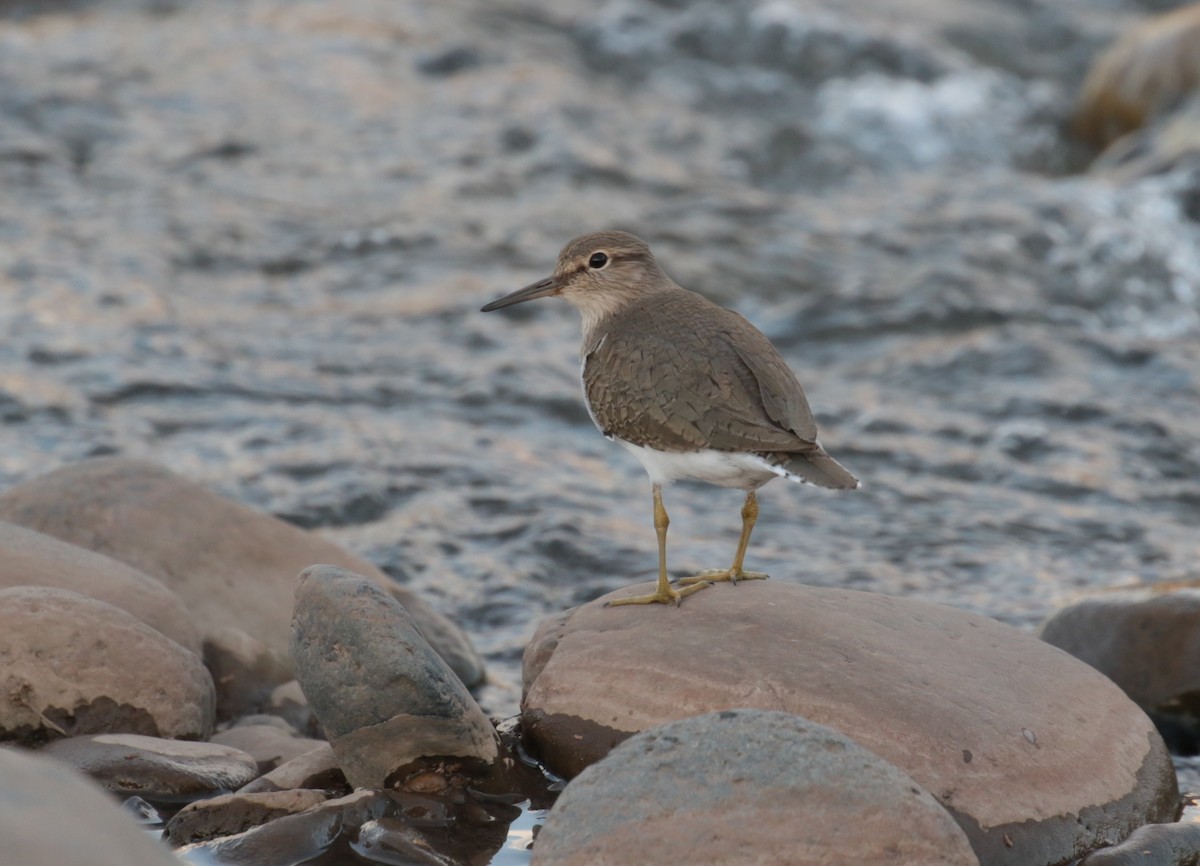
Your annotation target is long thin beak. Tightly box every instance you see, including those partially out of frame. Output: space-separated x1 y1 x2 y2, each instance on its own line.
481 276 563 312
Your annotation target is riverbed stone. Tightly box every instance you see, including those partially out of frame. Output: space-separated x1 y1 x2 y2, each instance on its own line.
533 709 979 866
166 788 330 845
0 519 200 654
291 564 499 788
0 747 181 866
237 742 345 794
0 458 485 688
1039 588 1200 714
522 581 1178 866
42 733 259 800
204 625 295 722
210 723 327 774
1077 820 1200 865
0 586 214 742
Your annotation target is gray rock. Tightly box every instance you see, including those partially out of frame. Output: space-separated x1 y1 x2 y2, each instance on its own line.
1039 588 1200 713
210 723 326 773
290 564 499 787
0 458 485 688
522 581 1179 866
1078 821 1200 865
0 586 214 742
0 747 180 866
42 733 258 799
0 519 200 653
204 625 294 722
533 710 979 866
237 741 345 794
267 679 319 737
166 788 329 845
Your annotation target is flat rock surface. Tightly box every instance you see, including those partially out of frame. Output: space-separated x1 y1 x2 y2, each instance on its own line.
166 788 329 845
0 458 484 688
290 564 499 788
533 709 980 866
0 747 180 866
0 520 200 653
523 581 1178 866
0 586 214 742
210 724 326 774
42 733 259 800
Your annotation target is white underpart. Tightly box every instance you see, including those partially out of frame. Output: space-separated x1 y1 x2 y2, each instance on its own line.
616 439 788 490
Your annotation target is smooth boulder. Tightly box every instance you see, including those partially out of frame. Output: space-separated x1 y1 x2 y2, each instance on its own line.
533 710 979 866
42 733 259 799
0 747 181 866
0 519 200 653
1039 588 1200 712
290 565 499 788
0 586 214 741
0 458 485 687
522 581 1178 866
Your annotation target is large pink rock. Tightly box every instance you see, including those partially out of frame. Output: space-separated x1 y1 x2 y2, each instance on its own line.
522 581 1178 866
0 458 483 687
0 519 200 654
0 587 214 741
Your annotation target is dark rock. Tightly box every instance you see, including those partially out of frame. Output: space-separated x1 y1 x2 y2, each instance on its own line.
0 747 181 866
204 626 294 722
1040 588 1200 714
42 733 258 800
0 586 214 742
0 519 200 653
532 710 979 866
0 458 485 688
237 742 346 794
522 581 1179 866
166 788 329 845
290 564 499 788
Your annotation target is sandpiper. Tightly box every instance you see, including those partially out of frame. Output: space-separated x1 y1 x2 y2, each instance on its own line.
482 231 858 606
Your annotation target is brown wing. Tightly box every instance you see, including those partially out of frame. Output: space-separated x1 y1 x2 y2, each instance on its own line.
583 291 820 453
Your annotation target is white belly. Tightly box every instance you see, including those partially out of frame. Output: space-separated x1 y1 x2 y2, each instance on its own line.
616 439 784 490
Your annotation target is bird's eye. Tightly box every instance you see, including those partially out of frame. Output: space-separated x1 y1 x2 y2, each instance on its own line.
588 252 609 269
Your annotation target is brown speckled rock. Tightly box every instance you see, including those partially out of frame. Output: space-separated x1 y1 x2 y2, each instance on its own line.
0 587 214 742
0 519 200 654
290 565 499 788
0 458 485 688
166 788 330 845
0 748 181 866
522 581 1178 866
533 710 980 866
42 733 258 800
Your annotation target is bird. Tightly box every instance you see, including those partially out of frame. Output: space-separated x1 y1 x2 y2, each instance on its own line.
481 230 858 606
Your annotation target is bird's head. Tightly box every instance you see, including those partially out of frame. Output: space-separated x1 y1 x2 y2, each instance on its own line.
482 231 668 331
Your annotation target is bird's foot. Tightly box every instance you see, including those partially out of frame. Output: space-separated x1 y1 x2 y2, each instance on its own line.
679 568 769 586
605 579 713 607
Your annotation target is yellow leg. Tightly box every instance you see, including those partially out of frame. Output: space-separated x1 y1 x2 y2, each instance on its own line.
680 491 769 585
607 484 712 607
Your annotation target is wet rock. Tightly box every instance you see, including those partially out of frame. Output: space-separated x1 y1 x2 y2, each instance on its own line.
176 789 389 865
1078 821 1200 865
0 458 485 688
0 519 200 654
522 581 1178 866
1074 4 1200 149
237 741 346 794
42 733 258 800
291 565 499 788
0 747 180 866
204 625 294 722
533 709 979 866
210 723 326 774
1040 588 1200 715
166 788 329 845
0 586 214 742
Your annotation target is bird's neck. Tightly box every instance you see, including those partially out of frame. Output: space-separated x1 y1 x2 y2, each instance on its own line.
575 281 679 347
